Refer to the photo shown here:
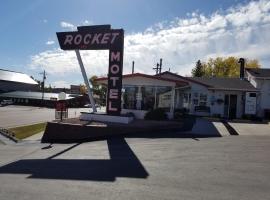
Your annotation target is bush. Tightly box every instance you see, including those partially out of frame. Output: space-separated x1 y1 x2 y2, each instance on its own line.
174 108 189 119
144 108 168 120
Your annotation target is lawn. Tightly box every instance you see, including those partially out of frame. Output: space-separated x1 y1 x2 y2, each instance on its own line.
9 122 47 140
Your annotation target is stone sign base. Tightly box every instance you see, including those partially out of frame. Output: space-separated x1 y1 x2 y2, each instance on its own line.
80 112 133 124
41 118 184 143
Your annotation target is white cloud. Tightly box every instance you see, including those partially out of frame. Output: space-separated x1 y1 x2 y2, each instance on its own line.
43 19 48 23
82 20 93 25
30 48 109 76
46 40 55 45
60 21 75 30
31 0 270 78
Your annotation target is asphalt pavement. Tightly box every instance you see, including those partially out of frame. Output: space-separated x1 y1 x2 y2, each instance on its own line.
0 105 95 128
1 105 270 199
0 136 270 200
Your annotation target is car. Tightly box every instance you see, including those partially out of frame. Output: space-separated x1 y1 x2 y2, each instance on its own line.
1 99 13 106
83 103 101 108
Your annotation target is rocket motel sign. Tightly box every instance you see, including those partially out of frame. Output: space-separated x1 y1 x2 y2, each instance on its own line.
57 25 124 116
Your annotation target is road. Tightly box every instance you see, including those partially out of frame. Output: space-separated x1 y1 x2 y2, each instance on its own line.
0 135 270 200
0 105 99 128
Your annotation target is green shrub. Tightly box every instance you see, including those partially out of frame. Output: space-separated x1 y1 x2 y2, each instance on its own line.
144 108 168 120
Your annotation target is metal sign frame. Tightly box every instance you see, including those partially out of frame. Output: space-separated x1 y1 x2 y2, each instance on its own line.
56 25 124 116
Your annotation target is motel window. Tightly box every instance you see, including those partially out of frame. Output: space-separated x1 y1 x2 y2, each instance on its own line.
123 86 136 109
122 86 172 111
183 93 191 108
156 86 172 111
141 86 155 110
183 93 189 103
192 92 199 105
192 92 207 106
193 99 199 106
199 94 208 106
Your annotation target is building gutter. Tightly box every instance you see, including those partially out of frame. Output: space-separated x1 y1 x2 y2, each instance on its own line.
208 87 259 92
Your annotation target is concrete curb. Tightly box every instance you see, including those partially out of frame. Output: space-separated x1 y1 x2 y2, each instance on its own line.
0 127 19 143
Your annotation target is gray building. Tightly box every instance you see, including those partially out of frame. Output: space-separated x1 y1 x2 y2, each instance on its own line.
0 69 38 93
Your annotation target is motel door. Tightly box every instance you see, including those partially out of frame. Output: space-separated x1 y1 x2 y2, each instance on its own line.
224 94 237 119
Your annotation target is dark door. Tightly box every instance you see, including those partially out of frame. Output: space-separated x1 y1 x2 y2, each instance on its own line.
229 95 237 119
224 95 229 118
224 94 237 119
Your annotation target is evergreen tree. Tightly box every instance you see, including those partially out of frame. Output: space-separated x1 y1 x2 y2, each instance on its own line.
191 60 205 77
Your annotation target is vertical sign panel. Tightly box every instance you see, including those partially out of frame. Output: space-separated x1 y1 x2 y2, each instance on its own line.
107 30 124 115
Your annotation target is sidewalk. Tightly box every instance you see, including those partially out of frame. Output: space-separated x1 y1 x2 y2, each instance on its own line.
23 131 44 141
0 134 16 145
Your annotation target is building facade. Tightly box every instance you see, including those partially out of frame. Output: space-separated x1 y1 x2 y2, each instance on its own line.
96 68 270 119
0 69 38 93
245 68 270 117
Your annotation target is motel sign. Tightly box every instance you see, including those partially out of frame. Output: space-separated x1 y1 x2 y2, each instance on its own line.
56 25 124 116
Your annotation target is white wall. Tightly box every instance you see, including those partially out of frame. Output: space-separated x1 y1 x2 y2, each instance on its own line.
210 90 244 118
246 72 270 116
254 79 270 116
121 109 173 119
209 91 225 117
188 82 210 114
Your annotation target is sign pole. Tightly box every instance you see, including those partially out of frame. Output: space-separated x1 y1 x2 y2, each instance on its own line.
75 49 97 113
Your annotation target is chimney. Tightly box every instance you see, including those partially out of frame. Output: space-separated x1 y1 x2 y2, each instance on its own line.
132 61 135 74
238 58 245 80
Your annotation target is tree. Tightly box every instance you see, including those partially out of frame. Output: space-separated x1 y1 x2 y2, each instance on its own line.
193 57 260 77
79 84 87 94
191 60 205 77
89 75 107 106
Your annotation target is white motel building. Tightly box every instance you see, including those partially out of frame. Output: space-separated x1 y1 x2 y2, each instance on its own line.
96 68 270 119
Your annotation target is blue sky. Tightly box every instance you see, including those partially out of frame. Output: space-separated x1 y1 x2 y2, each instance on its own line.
0 0 269 87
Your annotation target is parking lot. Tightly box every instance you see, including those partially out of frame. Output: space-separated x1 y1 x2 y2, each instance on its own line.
0 135 270 200
0 105 95 128
1 105 270 199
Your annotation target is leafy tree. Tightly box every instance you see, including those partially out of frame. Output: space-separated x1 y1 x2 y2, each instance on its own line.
89 75 107 106
79 84 87 94
194 57 260 77
191 60 205 77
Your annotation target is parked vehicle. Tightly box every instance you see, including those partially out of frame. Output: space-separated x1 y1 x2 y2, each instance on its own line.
0 99 13 106
83 103 101 108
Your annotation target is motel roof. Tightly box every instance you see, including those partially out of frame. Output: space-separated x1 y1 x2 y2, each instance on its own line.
0 69 38 85
189 77 258 91
95 73 188 86
245 68 270 79
158 71 258 91
156 71 211 87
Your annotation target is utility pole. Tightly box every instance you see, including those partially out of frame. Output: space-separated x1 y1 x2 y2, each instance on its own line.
159 58 162 74
153 58 163 75
39 70 46 106
153 63 159 75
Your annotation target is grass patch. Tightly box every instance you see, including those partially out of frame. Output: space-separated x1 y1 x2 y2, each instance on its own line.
9 122 47 140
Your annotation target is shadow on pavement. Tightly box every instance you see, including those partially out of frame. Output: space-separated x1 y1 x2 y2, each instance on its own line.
0 138 149 182
221 120 239 136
